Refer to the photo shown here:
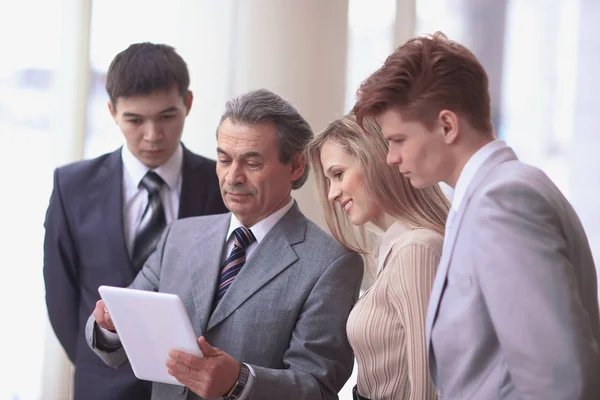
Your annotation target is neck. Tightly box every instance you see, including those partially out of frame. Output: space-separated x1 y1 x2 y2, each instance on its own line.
372 213 396 232
445 132 495 188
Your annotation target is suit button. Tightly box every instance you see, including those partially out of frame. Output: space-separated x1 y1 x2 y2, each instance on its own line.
437 389 443 398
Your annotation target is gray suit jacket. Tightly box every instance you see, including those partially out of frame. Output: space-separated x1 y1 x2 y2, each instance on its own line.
426 146 600 399
86 203 363 400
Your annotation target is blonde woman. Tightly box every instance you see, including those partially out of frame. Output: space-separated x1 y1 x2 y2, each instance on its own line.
307 114 450 400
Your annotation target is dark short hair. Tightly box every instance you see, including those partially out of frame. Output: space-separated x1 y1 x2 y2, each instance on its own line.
217 89 313 190
106 42 190 107
353 32 493 134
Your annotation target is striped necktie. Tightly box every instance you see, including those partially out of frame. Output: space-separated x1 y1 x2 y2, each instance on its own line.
215 227 256 302
132 171 166 271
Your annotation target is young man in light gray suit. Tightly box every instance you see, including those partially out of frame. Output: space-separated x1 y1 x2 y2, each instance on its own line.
85 88 363 400
353 32 600 399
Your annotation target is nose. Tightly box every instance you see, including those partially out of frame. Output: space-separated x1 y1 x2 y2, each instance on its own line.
328 183 341 203
144 122 163 142
224 162 246 186
387 149 402 166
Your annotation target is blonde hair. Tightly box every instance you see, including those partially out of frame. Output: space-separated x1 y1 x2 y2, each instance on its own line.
307 113 450 255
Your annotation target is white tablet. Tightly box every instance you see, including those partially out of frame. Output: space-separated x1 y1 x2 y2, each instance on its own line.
98 285 203 386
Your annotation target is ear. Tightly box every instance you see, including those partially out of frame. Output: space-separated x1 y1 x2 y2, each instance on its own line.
185 90 193 116
108 100 118 122
438 109 460 144
289 152 307 182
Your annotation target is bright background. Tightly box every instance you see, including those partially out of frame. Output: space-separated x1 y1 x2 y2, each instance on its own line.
1 0 598 398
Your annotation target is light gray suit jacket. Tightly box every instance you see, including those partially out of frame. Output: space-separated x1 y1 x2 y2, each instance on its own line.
426 146 600 399
86 203 363 400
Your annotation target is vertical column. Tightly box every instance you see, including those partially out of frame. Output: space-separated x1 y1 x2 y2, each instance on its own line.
460 0 508 132
395 0 416 47
231 0 350 227
43 1 92 398
174 0 237 159
50 0 92 165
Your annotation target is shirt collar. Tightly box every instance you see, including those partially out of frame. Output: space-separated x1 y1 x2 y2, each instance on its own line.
121 143 183 190
452 140 506 211
226 198 295 244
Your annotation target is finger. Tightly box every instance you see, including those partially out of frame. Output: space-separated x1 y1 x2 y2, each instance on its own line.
169 361 192 377
197 336 220 357
104 312 116 332
168 350 205 369
92 305 104 324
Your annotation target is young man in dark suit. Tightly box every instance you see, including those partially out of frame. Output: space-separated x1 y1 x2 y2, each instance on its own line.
43 42 228 400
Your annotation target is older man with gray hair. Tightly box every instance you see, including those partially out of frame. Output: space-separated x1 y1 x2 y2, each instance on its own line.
86 88 364 400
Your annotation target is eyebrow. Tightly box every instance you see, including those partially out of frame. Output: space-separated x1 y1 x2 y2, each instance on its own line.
385 132 405 137
326 165 340 175
216 148 264 160
122 106 179 118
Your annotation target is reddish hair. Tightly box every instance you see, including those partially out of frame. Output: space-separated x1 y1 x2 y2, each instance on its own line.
353 32 493 133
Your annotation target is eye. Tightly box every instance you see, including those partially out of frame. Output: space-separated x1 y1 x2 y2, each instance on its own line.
333 171 344 180
218 158 231 165
126 118 142 124
160 114 175 120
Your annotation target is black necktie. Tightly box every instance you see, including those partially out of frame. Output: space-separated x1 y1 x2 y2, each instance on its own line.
132 171 166 271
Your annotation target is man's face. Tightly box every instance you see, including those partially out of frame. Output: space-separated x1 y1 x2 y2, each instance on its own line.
109 86 192 168
377 108 449 189
216 118 305 227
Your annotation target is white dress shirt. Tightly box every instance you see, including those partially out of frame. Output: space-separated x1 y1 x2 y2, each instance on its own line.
446 140 507 230
121 143 183 257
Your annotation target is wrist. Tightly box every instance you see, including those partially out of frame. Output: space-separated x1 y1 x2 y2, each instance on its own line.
224 362 249 400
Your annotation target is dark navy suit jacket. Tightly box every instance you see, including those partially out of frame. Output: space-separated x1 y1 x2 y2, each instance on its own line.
43 145 228 400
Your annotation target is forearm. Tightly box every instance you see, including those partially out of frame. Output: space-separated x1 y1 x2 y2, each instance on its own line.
85 314 128 369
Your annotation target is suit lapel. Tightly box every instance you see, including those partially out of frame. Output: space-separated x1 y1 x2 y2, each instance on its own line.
426 146 518 361
178 145 209 218
100 149 136 282
206 205 305 331
190 213 231 334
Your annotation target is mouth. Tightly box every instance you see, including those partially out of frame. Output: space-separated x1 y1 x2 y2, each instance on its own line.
341 199 353 213
226 191 252 199
144 149 164 156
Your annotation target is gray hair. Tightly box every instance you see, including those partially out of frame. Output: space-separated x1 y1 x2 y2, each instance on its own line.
217 89 313 189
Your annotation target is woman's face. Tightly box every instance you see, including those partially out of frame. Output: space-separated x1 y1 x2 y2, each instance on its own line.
320 141 383 226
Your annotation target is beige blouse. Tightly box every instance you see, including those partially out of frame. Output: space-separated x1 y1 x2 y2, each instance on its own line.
347 223 442 400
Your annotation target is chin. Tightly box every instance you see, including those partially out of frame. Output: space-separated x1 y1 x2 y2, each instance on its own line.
349 215 367 227
406 176 432 189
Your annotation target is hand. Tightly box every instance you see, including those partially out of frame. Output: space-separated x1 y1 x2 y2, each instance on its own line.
92 300 116 333
167 336 241 398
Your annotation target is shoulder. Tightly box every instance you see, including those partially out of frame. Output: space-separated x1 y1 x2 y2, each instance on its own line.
472 161 565 216
303 218 356 259
380 229 442 283
286 216 364 276
53 149 119 191
169 213 229 233
388 228 443 261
